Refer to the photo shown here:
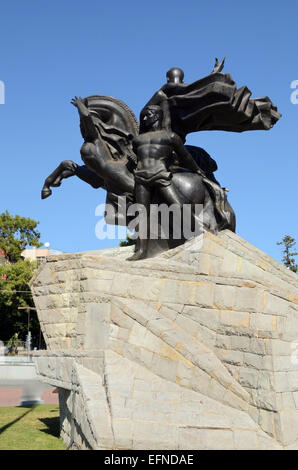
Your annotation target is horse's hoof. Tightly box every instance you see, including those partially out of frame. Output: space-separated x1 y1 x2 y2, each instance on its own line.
41 188 52 199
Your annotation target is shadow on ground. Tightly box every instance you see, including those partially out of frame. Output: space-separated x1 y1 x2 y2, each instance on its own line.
39 416 60 438
0 405 36 435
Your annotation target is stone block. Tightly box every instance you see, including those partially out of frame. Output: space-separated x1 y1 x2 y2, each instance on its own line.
219 310 250 328
31 231 298 449
234 286 263 313
214 285 236 310
233 430 258 450
230 335 251 352
84 302 110 349
275 409 298 446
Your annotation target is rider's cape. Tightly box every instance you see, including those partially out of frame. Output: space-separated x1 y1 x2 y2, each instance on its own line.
158 72 281 140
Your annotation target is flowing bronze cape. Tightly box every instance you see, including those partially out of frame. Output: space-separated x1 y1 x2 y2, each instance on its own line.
155 72 281 140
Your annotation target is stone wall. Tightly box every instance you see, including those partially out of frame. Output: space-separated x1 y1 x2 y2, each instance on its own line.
31 230 298 449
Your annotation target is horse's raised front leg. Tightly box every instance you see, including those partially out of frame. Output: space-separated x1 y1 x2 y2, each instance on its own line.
41 160 78 199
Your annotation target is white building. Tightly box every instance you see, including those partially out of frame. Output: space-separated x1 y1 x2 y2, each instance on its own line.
21 247 64 263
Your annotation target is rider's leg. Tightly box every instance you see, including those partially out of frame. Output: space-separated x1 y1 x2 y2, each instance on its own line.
158 183 206 240
158 183 186 206
128 183 151 261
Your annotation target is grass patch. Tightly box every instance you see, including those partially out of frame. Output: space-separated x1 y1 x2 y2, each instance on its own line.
0 404 67 450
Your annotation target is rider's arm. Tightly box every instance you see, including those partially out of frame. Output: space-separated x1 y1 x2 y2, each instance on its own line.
77 102 98 142
142 89 166 108
143 89 171 131
161 94 171 131
80 115 98 142
72 97 98 142
171 132 205 176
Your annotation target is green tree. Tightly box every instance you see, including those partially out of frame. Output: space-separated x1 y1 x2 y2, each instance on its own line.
0 210 42 263
119 234 136 247
0 259 40 343
277 235 298 273
0 211 43 346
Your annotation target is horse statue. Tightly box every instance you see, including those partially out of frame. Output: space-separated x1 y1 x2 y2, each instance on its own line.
41 60 280 258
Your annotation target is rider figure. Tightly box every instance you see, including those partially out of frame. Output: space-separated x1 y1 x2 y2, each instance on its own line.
128 103 204 261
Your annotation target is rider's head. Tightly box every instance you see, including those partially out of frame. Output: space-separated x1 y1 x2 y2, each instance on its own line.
166 67 184 84
140 105 163 131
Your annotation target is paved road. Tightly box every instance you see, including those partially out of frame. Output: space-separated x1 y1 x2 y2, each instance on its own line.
0 388 59 406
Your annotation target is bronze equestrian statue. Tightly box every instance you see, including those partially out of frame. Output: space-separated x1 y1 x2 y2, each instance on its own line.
41 58 281 259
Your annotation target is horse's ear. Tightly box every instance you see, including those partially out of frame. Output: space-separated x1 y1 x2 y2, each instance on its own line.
84 98 89 107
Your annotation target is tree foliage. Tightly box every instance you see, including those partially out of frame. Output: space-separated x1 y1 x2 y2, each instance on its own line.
0 210 42 263
119 234 136 247
277 235 298 273
0 259 41 343
0 211 43 346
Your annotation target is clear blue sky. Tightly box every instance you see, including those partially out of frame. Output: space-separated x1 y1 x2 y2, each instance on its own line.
0 0 297 262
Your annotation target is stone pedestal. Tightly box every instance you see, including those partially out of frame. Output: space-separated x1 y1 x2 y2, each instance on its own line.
30 230 298 449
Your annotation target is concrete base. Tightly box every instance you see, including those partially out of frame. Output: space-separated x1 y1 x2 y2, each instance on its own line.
31 230 298 449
